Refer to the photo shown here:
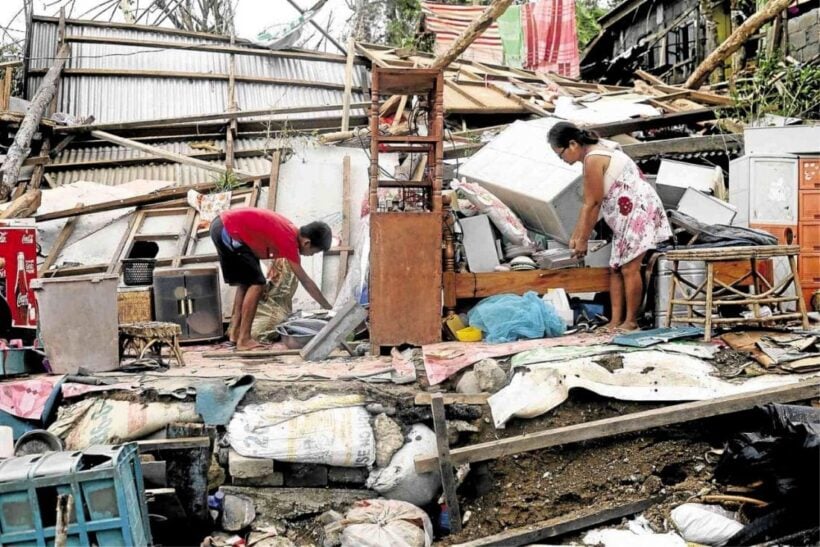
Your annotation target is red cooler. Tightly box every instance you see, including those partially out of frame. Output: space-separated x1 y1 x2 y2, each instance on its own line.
0 219 38 329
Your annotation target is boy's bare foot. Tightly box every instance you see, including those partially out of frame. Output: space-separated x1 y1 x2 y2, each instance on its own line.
236 338 265 351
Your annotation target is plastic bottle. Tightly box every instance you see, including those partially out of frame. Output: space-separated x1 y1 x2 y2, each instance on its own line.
439 503 451 534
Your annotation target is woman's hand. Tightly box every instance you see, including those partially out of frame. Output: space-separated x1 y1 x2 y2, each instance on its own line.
569 237 588 258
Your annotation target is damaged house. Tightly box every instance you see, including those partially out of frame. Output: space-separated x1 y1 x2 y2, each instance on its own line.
0 1 818 546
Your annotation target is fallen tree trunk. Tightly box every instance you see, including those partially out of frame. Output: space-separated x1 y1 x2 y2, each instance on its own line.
0 44 71 201
0 189 42 219
685 0 792 89
430 0 515 70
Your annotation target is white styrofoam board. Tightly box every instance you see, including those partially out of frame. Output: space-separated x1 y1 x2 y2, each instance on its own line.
677 187 737 226
656 159 716 192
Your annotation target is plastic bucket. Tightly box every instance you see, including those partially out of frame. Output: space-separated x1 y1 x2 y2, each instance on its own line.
31 275 120 374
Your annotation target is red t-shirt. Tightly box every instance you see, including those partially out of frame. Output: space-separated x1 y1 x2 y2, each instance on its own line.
220 208 300 263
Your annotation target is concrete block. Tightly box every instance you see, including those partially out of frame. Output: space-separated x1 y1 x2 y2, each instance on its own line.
792 29 807 49
228 449 275 479
281 463 329 487
327 466 368 485
233 471 285 487
300 300 367 361
220 486 372 520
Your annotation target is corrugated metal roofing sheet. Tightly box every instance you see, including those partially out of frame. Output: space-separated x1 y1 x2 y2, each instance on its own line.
49 137 279 187
27 18 368 123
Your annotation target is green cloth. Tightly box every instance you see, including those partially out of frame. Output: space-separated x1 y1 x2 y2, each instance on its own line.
497 5 524 69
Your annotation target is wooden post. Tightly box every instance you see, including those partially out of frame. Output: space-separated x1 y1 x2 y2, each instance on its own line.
1 66 13 111
431 393 462 534
42 205 82 271
685 0 792 89
341 37 356 133
266 150 282 211
54 494 74 547
336 155 351 294
430 0 514 69
0 44 71 201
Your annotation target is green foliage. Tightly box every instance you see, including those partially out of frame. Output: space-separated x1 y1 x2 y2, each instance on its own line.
385 0 426 49
212 171 242 193
729 55 820 122
576 0 607 50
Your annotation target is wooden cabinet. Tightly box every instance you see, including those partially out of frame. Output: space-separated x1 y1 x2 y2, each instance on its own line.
799 158 820 308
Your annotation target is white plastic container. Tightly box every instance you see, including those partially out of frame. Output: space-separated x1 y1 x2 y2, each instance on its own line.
32 274 120 374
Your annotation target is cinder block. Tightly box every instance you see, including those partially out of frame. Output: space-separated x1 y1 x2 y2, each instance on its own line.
282 463 329 487
228 449 275 479
233 472 284 487
327 467 368 486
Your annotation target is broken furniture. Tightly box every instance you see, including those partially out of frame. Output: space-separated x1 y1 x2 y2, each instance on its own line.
0 443 152 546
369 68 444 352
664 245 810 341
32 274 120 374
117 286 154 324
300 301 368 361
119 321 185 367
153 266 222 342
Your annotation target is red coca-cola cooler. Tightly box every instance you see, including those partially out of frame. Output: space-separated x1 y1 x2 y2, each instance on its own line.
0 219 38 329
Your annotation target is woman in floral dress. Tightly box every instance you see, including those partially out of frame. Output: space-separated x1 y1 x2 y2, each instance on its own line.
547 122 672 331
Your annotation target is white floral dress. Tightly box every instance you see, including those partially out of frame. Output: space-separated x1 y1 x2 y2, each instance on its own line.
587 149 672 269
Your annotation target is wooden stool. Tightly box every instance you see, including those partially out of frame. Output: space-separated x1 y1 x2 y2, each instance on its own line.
119 321 185 366
664 245 810 341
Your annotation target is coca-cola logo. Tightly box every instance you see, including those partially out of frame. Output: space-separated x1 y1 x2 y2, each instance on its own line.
0 232 6 244
21 233 34 245
25 260 35 274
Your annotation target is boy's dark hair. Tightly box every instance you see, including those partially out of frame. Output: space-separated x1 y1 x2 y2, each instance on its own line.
300 221 333 251
547 121 600 148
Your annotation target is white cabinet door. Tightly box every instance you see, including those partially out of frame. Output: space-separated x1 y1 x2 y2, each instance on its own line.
750 157 798 225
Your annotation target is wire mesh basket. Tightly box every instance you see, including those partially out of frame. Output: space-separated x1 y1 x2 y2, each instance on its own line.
122 258 156 286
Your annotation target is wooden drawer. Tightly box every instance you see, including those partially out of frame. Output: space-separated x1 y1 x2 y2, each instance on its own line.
799 254 820 285
800 190 820 221
800 223 820 253
749 223 797 245
800 158 820 190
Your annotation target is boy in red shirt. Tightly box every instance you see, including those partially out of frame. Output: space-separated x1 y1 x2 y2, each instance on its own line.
210 208 333 350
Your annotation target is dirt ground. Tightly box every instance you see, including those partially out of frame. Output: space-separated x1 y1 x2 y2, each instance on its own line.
441 390 736 545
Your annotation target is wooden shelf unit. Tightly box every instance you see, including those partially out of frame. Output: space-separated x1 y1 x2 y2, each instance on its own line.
369 68 444 351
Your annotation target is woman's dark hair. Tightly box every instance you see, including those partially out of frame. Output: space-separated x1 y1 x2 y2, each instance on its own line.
547 121 600 148
300 221 333 251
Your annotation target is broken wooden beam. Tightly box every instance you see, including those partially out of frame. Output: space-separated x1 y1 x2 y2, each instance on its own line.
137 437 210 452
201 349 302 359
453 498 657 547
0 190 42 220
414 378 820 473
0 44 71 200
34 179 261 222
621 134 743 160
90 130 256 180
432 393 462 534
588 107 719 137
300 300 367 361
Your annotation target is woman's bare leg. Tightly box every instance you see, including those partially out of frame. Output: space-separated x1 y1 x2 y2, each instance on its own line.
620 252 647 331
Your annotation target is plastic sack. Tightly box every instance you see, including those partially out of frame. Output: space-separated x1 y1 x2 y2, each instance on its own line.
452 179 534 247
671 503 743 546
341 499 433 547
227 395 375 466
334 215 370 311
469 291 566 343
367 424 441 506
250 259 298 342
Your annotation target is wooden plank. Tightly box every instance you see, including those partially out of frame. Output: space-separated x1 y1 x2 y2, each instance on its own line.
432 393 462 534
202 349 302 358
453 498 657 547
414 378 820 473
137 437 211 452
41 204 82 271
55 102 370 134
415 392 490 405
444 79 489 108
455 268 611 299
622 134 743 160
588 107 719 137
47 147 269 171
108 210 143 274
336 155 352 293
172 209 197 268
341 36 356 133
1 66 13 111
90 130 255 179
391 96 408 131
27 68 362 93
266 150 282 211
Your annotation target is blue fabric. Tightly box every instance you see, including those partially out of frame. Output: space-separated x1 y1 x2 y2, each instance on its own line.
195 375 255 426
613 326 704 347
468 291 566 343
221 227 243 250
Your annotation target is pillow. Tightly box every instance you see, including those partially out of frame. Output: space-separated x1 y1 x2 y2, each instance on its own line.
453 178 535 247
